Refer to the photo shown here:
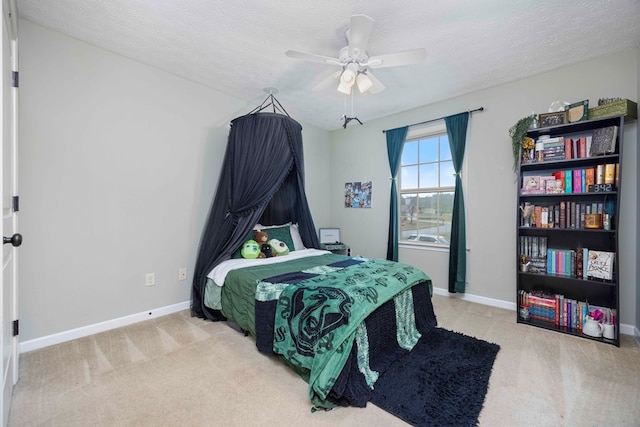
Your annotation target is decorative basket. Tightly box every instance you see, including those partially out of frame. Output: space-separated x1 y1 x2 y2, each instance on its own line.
588 99 638 120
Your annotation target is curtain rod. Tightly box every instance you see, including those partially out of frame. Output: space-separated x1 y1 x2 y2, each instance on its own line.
382 107 484 133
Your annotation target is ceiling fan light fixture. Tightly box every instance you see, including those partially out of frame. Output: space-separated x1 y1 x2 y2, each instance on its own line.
356 72 373 93
338 63 358 94
340 67 356 83
337 79 353 95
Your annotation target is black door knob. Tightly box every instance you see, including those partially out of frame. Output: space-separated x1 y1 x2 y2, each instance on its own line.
3 233 22 247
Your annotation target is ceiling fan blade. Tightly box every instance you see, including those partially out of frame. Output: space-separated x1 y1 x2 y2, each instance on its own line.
312 70 342 92
347 14 374 60
366 71 386 94
285 50 342 66
366 48 427 69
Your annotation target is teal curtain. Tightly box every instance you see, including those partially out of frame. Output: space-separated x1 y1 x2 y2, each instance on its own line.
444 112 469 293
386 126 409 261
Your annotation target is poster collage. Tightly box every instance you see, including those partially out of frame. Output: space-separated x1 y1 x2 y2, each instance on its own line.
344 181 372 208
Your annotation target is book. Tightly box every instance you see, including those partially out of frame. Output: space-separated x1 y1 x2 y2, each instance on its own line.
564 170 572 193
559 201 566 228
577 137 587 158
541 136 564 144
545 179 562 194
551 170 565 192
572 169 582 193
576 247 583 278
590 126 618 156
521 175 543 194
604 164 616 185
585 167 595 190
596 164 605 184
564 138 573 159
587 250 614 281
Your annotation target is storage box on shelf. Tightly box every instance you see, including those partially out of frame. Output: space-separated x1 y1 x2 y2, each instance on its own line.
587 99 637 120
516 114 631 346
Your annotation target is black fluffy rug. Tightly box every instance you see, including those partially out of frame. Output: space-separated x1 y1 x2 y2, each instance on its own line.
370 327 500 427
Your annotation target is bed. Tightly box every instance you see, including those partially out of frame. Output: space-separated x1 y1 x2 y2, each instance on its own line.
192 113 437 410
204 225 437 410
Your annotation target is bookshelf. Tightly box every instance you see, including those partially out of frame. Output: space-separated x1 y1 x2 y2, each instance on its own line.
516 115 630 347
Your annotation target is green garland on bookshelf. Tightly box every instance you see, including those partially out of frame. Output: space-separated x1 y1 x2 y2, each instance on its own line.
509 114 537 173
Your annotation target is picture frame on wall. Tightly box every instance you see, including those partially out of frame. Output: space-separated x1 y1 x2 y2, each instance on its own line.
344 181 372 208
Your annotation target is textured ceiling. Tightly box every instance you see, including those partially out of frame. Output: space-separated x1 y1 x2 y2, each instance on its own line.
17 0 640 130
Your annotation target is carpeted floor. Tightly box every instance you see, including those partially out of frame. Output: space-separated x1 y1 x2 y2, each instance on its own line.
8 295 640 426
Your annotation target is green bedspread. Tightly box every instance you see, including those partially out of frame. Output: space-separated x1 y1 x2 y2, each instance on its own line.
269 258 430 409
214 253 433 409
219 253 347 336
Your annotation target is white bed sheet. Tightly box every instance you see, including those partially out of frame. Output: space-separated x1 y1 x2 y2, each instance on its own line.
207 248 330 286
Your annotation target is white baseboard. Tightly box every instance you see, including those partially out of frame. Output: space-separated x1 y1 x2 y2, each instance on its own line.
432 286 635 337
19 301 190 354
19 291 639 353
432 286 517 311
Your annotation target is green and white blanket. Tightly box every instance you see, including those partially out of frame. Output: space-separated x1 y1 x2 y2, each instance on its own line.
254 256 434 409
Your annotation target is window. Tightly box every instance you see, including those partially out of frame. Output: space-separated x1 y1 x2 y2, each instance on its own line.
399 126 453 246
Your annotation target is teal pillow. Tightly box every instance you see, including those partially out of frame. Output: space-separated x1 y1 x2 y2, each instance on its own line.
232 228 257 259
262 226 295 253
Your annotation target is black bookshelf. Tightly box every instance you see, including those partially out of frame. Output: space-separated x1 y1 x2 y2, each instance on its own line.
516 115 629 347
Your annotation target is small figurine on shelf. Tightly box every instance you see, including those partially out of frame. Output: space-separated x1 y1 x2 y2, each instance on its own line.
520 203 534 227
521 137 535 164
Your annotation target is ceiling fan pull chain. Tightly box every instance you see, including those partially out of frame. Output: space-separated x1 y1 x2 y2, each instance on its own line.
351 90 354 116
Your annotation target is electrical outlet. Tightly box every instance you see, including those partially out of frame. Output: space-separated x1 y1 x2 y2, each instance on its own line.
145 272 156 287
178 267 187 281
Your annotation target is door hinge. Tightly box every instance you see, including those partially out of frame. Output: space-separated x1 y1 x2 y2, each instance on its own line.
12 71 18 88
13 196 19 212
13 320 18 336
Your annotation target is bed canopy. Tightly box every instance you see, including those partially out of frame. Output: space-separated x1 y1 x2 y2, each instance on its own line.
191 110 320 320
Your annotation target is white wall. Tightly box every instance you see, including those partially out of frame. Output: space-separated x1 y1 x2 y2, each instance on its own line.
17 18 638 342
17 20 331 342
329 49 638 326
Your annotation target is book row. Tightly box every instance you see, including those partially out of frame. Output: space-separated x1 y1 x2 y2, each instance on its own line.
529 125 618 163
519 200 615 230
518 290 616 331
521 163 619 195
546 248 615 280
519 236 615 281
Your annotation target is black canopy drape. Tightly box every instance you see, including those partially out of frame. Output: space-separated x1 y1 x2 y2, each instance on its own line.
191 112 320 320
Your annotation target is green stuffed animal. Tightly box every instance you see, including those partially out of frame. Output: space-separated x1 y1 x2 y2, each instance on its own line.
269 238 290 256
240 239 260 259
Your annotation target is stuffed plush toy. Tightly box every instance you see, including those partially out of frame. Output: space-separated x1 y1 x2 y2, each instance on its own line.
254 230 274 258
269 238 290 256
240 239 260 259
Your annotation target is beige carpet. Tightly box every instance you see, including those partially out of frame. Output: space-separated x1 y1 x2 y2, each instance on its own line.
9 295 640 426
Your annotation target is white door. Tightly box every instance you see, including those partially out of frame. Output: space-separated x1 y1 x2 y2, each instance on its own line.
1 1 18 425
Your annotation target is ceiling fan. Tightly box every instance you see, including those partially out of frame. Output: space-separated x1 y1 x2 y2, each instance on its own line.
285 14 427 95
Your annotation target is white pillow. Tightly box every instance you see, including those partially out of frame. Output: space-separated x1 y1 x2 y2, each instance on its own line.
290 223 306 251
257 222 291 230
